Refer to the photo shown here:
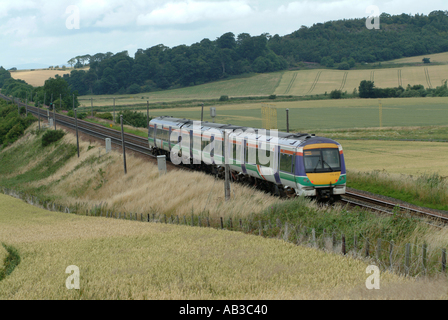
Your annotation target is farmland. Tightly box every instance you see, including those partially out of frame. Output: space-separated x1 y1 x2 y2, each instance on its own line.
274 65 448 96
2 193 428 300
145 97 448 132
342 140 448 176
10 69 74 87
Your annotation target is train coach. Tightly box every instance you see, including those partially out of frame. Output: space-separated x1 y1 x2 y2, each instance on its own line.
149 116 346 202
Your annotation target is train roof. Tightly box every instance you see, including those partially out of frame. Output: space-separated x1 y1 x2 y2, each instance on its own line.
151 116 339 147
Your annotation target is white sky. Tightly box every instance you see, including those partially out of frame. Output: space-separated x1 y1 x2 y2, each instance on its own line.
0 0 446 69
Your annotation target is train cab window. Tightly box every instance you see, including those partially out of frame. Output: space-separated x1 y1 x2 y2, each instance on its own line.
280 153 294 173
304 149 341 173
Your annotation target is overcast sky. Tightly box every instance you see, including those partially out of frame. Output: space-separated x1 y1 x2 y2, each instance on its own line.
1 0 446 69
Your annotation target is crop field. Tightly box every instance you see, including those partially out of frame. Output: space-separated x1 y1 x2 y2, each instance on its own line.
146 97 448 132
341 140 448 176
10 68 80 87
78 72 283 107
0 193 421 300
387 52 448 65
274 65 448 96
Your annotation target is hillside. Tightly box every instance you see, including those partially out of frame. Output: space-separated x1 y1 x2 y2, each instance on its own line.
60 11 448 96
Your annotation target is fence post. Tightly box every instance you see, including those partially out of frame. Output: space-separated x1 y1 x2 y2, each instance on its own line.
322 229 326 249
389 241 394 271
342 234 346 255
312 229 316 248
365 238 370 258
284 222 289 242
332 232 336 251
422 243 427 275
377 238 382 261
442 249 446 273
405 243 411 276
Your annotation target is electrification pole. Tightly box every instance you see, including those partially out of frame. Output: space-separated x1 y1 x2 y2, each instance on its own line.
121 115 127 174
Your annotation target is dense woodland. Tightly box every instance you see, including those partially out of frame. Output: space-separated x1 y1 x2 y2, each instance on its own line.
2 10 448 99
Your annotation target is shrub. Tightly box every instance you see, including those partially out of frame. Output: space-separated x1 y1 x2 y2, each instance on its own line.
42 130 65 147
96 112 113 121
268 95 277 100
219 95 229 101
330 89 342 99
116 110 150 128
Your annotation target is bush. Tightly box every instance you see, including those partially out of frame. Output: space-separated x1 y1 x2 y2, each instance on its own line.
337 62 350 70
330 90 342 99
116 110 150 128
96 112 113 121
268 95 277 100
219 95 229 101
42 129 65 147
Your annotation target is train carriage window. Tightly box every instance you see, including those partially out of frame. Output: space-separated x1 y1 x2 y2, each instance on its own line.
257 147 271 167
149 126 154 138
280 153 294 173
235 142 242 162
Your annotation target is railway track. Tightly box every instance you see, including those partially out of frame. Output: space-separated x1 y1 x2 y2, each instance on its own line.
341 190 448 224
1 93 154 157
3 94 448 225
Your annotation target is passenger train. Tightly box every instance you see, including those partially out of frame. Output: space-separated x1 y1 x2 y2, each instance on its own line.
149 116 346 201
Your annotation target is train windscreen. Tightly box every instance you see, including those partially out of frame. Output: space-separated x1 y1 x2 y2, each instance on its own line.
304 149 341 173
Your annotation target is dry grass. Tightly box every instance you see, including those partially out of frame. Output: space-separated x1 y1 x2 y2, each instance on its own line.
22 126 278 219
2 193 441 300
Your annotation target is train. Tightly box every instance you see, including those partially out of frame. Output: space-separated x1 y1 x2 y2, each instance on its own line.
148 116 346 202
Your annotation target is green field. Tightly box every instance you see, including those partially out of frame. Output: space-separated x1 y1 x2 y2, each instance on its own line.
78 72 283 107
146 97 448 132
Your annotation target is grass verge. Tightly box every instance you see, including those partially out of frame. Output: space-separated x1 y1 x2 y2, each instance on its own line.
347 170 448 211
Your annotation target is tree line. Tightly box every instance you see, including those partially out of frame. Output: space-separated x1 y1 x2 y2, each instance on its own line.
59 10 448 96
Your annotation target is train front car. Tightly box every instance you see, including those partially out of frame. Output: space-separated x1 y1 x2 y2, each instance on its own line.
296 137 346 202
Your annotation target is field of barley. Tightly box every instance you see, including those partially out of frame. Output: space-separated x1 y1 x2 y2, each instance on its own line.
3 192 447 300
387 52 448 65
10 68 82 87
274 65 448 96
342 140 448 176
